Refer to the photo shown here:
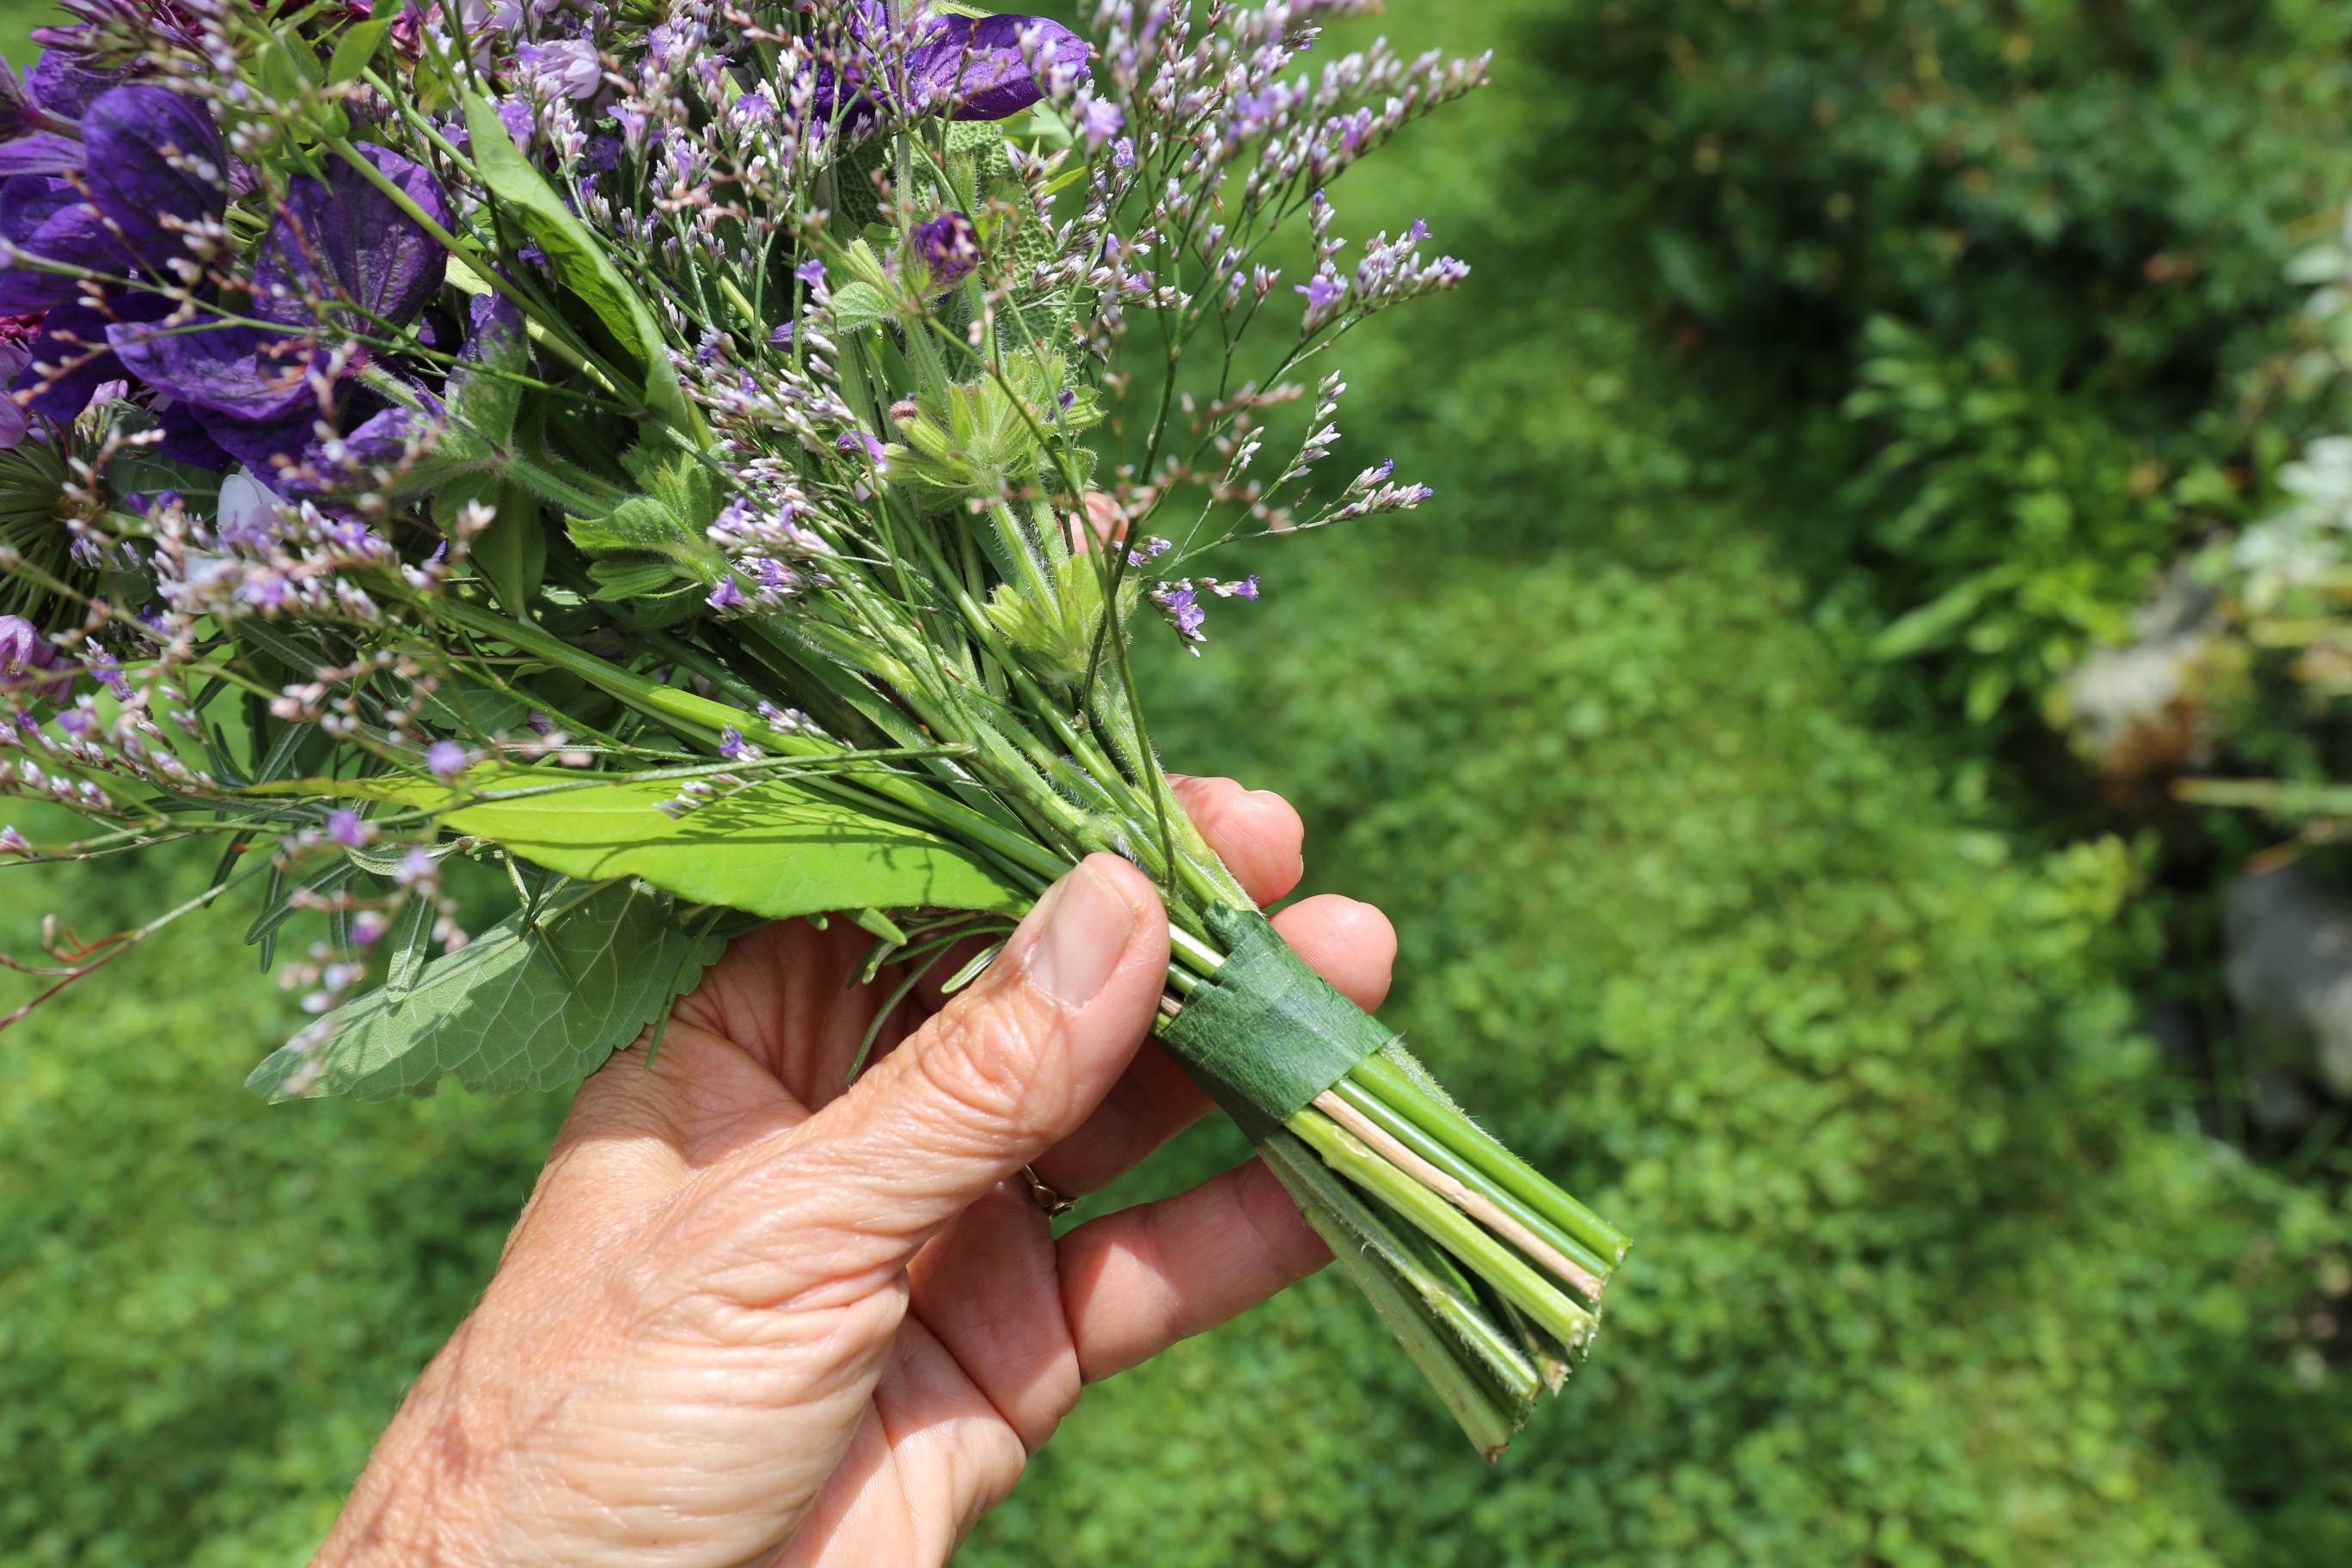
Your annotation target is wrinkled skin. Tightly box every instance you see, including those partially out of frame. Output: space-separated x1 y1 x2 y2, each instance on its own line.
318 777 1394 1566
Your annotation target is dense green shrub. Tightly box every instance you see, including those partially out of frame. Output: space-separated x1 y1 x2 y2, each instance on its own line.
1514 0 2352 721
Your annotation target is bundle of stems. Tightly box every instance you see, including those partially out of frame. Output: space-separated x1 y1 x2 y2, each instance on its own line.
0 0 1624 1449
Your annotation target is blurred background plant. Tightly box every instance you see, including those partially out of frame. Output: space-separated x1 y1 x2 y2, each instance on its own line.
5 1 2352 1564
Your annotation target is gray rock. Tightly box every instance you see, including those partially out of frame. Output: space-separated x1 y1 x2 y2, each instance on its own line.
2051 565 2220 777
2225 860 2352 1100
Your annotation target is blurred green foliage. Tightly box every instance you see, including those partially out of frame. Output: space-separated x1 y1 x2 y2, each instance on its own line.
1526 0 2352 725
3 1 2351 1564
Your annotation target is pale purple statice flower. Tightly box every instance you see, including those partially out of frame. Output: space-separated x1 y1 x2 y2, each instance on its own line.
1075 94 1123 148
707 575 745 611
425 740 470 781
327 809 369 848
717 725 763 762
0 824 32 856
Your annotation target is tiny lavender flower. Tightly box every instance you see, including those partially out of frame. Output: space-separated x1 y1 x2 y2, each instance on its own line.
425 740 470 781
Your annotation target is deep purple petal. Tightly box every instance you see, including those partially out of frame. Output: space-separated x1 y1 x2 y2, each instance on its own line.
26 52 119 119
148 396 229 468
331 395 442 471
107 314 320 423
0 131 84 177
78 86 227 275
910 15 1089 122
15 294 162 417
0 193 114 313
190 407 317 480
254 144 451 332
1 173 75 244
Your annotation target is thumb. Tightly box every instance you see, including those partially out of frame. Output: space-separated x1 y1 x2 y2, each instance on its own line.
709 855 1170 1284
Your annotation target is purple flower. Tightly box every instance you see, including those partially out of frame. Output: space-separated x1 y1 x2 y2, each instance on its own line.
494 97 535 150
717 725 763 762
837 430 889 466
327 808 367 848
795 258 828 286
0 50 117 176
732 92 775 126
0 824 31 856
706 574 744 611
516 39 603 101
1153 584 1206 642
0 613 70 701
812 5 1089 127
914 210 978 287
0 87 228 315
424 739 470 781
107 144 452 479
911 12 1090 121
1076 96 1123 149
1112 136 1135 168
1296 275 1346 316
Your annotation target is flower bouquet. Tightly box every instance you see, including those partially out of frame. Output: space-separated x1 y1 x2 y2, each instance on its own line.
0 0 1625 1453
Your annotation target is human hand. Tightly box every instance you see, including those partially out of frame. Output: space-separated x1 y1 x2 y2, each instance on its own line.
315 777 1396 1566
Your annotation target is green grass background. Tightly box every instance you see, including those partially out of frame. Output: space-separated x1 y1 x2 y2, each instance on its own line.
3 3 2349 1563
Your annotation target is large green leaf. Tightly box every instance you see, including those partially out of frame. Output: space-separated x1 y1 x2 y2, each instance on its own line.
438 773 1031 918
245 879 723 1102
461 91 701 438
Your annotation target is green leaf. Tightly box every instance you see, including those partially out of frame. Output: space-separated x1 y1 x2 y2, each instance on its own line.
829 281 892 334
245 879 723 1102
1870 574 1994 660
570 493 709 559
327 16 395 84
464 480 546 616
460 90 701 439
438 773 1030 919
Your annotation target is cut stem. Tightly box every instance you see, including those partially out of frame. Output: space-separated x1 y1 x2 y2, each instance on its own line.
1350 1048 1630 1267
1314 1088 1606 1302
1289 1105 1596 1353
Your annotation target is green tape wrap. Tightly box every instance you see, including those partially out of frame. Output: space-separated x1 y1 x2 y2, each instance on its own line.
1156 905 1397 1142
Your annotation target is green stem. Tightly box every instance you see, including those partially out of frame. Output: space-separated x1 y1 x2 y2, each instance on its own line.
1350 1049 1631 1266
1259 1132 1528 1457
1289 1106 1596 1353
1328 1075 1614 1289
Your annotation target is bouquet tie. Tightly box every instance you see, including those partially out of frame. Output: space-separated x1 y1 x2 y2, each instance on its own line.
0 0 1625 1455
